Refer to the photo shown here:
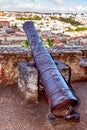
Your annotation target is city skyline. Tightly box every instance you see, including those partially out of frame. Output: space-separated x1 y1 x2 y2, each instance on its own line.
0 0 87 13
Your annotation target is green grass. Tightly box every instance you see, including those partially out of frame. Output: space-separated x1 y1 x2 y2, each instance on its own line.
16 16 42 21
75 27 87 31
66 27 87 32
50 16 81 26
50 16 59 20
59 17 81 26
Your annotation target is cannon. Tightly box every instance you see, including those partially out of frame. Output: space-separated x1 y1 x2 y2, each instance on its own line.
23 21 80 121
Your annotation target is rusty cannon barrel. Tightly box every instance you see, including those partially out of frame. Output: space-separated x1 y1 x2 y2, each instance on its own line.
23 21 80 121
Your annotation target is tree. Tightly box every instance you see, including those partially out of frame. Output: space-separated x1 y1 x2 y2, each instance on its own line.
21 39 30 48
46 38 54 48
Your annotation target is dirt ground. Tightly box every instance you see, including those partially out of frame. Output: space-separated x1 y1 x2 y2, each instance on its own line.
0 81 87 130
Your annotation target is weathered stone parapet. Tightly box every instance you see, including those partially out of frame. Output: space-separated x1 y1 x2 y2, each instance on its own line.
51 48 83 81
0 47 28 54
0 47 87 86
0 47 33 87
61 50 82 81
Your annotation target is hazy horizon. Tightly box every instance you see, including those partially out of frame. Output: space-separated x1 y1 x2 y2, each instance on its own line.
0 0 87 13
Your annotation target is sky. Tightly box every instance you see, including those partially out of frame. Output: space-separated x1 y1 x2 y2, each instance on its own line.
0 0 87 13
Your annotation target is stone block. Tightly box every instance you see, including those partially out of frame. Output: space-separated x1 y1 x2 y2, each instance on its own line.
54 60 71 84
79 57 87 79
18 62 38 102
79 57 87 67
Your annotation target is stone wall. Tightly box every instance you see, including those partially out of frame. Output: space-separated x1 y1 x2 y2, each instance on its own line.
0 47 33 87
0 47 87 86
